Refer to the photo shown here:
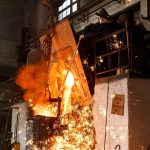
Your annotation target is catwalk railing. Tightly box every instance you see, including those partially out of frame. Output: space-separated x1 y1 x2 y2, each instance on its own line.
95 22 131 78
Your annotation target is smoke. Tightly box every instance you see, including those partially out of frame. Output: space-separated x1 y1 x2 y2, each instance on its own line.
15 62 49 106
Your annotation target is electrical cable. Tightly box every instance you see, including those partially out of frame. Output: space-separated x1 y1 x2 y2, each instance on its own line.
119 76 123 95
113 75 123 95
115 144 121 150
104 79 110 150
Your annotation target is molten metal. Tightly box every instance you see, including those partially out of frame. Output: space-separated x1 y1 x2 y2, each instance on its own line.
16 20 96 149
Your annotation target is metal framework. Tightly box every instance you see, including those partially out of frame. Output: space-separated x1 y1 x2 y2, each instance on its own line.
95 22 131 77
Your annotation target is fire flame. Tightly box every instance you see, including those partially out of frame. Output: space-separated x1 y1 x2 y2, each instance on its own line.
16 63 75 117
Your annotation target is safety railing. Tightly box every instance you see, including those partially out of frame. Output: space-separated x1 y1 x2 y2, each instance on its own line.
95 24 131 78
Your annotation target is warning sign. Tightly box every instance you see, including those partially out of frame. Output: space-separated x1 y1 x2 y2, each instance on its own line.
111 94 125 116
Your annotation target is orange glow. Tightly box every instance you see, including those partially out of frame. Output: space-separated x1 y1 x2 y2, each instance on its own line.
62 71 74 115
15 63 58 117
57 144 60 150
56 137 62 150
16 20 93 118
16 20 95 149
16 63 75 117
33 103 58 117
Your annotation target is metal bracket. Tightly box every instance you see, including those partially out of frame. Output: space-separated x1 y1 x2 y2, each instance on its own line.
115 144 121 150
141 15 150 20
51 97 62 118
78 11 88 23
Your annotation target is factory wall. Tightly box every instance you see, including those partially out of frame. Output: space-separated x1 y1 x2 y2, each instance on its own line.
93 76 150 150
0 0 47 68
93 76 128 150
128 78 150 150
0 0 24 67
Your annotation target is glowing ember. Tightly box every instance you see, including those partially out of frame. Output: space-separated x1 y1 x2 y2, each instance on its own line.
57 144 61 150
56 137 62 150
32 105 96 149
33 103 58 117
